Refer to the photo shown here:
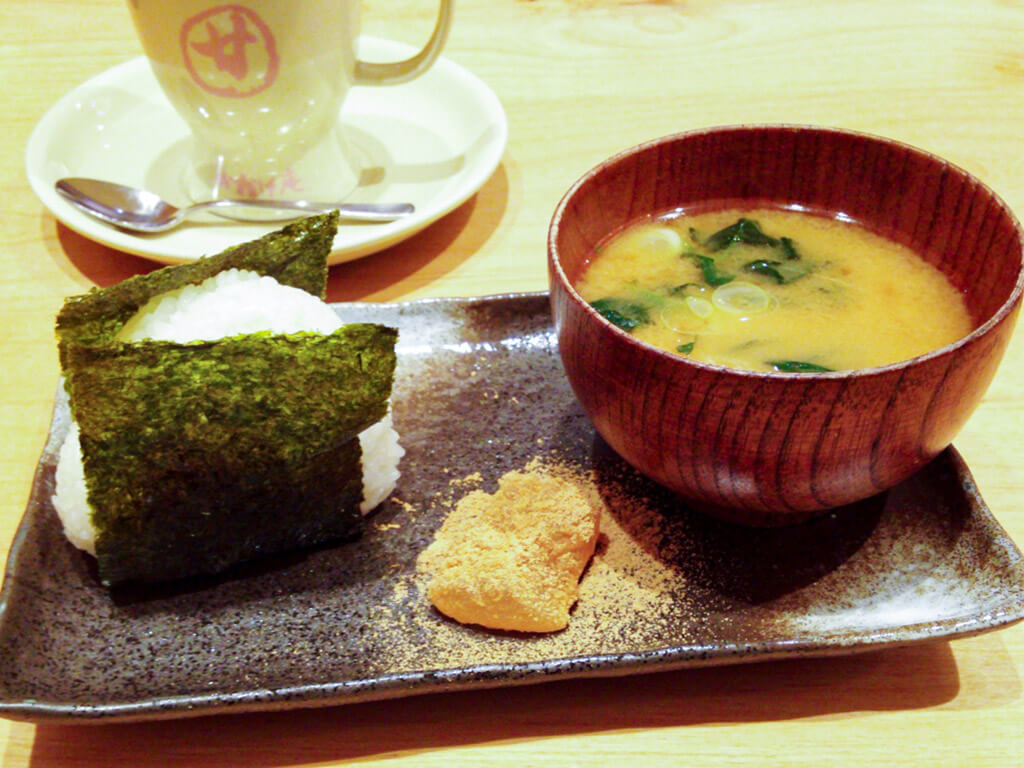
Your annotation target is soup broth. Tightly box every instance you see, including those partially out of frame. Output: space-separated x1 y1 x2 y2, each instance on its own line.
576 207 973 372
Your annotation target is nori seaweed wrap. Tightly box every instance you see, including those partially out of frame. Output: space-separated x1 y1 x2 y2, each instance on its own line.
55 213 399 586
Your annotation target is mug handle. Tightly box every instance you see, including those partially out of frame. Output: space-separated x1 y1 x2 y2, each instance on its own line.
354 0 454 85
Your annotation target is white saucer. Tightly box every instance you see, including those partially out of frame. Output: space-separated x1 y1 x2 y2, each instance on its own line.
25 38 507 265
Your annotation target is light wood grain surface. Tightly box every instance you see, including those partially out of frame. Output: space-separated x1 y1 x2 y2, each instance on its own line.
2 0 1024 764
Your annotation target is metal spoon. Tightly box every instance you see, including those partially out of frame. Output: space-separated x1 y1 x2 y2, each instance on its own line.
55 177 415 233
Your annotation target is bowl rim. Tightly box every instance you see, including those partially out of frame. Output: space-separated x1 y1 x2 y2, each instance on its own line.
548 123 1024 381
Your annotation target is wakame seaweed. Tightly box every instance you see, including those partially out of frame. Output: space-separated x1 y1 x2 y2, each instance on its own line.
684 252 734 286
743 259 810 284
704 218 779 252
669 283 702 297
778 236 800 260
56 213 401 586
590 297 651 330
682 219 808 287
769 360 834 373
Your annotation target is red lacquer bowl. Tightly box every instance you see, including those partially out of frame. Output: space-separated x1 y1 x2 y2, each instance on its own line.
548 125 1023 524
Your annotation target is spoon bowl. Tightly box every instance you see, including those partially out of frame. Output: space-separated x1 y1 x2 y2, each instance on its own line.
55 178 415 233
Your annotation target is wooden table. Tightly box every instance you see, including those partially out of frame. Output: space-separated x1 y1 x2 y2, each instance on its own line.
2 0 1023 764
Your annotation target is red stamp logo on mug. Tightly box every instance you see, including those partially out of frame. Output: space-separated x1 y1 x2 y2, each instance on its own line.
180 5 279 98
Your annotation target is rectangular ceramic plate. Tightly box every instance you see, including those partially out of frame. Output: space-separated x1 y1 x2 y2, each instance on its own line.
2 293 1023 723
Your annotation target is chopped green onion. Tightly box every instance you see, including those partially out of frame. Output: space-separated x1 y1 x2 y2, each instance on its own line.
637 226 684 258
677 341 696 354
712 281 771 314
685 295 714 318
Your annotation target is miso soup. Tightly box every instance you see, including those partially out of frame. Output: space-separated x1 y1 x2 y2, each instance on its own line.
575 207 973 372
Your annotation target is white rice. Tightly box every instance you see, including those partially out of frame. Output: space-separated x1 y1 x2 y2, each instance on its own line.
52 269 404 555
52 422 94 554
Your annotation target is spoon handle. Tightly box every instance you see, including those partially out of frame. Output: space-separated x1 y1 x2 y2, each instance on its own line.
191 199 415 222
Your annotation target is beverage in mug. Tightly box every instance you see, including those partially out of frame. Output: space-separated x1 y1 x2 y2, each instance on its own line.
126 0 453 201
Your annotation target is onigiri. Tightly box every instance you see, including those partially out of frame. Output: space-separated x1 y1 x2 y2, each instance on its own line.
53 268 403 572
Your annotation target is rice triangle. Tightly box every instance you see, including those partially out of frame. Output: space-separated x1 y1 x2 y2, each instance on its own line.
53 213 401 587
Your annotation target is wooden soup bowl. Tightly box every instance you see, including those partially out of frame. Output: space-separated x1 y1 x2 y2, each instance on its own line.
548 125 1024 525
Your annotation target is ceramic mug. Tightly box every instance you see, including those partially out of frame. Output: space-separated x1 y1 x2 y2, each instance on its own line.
126 0 453 202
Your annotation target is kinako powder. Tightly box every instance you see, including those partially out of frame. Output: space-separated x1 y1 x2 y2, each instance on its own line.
416 462 601 633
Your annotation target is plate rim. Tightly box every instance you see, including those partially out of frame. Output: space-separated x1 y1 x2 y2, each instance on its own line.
24 38 508 266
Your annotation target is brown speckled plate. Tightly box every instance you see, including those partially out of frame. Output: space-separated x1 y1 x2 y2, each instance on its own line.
2 292 1023 723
